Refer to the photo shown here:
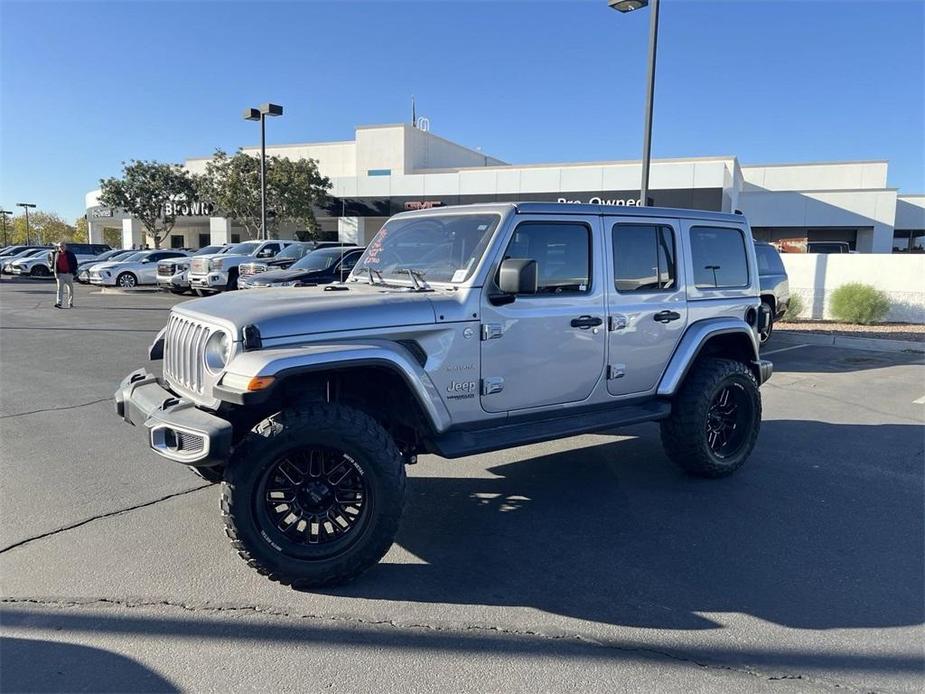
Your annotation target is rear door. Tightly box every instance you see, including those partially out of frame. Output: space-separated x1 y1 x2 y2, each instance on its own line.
605 215 688 396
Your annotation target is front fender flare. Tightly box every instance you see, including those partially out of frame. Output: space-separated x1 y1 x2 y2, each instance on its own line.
218 340 453 433
657 318 761 397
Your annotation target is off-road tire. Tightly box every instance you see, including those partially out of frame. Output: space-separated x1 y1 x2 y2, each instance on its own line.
189 464 224 483
660 357 761 478
759 301 774 344
221 403 405 589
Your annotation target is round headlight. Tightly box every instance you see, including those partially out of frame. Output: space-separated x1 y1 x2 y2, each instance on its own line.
204 331 232 373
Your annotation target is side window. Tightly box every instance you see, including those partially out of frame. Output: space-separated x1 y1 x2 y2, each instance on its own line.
70 244 89 255
339 252 361 271
690 226 749 289
258 243 279 257
612 224 676 292
503 222 591 294
755 245 785 274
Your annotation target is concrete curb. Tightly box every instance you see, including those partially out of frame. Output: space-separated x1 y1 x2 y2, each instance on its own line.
97 286 161 295
776 330 924 354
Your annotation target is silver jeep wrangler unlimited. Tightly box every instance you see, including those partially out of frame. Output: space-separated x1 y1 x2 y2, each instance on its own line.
115 203 772 588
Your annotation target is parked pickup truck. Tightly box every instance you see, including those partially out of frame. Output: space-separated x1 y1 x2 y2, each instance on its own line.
188 240 295 294
115 202 772 589
157 245 231 294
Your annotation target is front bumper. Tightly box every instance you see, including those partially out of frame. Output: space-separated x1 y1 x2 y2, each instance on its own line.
114 369 233 466
754 359 773 385
189 272 228 289
157 275 189 290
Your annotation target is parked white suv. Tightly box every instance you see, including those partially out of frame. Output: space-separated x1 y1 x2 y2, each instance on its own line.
188 240 293 294
11 243 111 278
89 250 189 288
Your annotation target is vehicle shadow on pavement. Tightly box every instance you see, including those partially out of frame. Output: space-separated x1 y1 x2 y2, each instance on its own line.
764 343 923 374
0 637 178 692
322 420 924 632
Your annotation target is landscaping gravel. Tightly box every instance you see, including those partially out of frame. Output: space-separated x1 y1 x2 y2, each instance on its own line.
777 320 925 343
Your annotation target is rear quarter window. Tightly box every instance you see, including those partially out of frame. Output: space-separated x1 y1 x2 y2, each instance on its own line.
690 226 749 289
756 245 786 274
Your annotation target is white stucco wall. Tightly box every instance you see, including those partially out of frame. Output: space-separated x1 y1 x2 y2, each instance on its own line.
895 195 925 229
741 161 889 191
781 254 925 323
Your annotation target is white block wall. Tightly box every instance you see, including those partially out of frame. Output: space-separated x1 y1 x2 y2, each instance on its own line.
780 254 925 323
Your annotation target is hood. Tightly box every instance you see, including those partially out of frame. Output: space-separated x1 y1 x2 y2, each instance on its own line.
174 281 438 339
248 267 321 285
89 261 125 272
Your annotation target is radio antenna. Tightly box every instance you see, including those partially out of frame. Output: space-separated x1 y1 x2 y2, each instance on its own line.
411 95 416 127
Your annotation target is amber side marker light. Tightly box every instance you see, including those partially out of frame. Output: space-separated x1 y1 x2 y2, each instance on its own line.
247 376 275 391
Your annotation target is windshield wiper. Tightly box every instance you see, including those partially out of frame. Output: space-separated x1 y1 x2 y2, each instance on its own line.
396 267 431 291
365 267 384 285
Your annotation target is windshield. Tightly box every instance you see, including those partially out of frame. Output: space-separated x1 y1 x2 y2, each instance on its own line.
228 242 259 255
195 246 222 256
292 249 343 271
275 244 309 260
119 252 145 263
18 248 47 259
354 214 501 284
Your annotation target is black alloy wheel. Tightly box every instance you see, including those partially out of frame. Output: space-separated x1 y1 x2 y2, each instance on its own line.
258 447 370 556
705 383 753 459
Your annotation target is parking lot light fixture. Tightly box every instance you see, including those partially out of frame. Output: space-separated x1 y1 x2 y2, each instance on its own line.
16 202 36 244
609 0 647 12
607 0 659 206
243 103 284 241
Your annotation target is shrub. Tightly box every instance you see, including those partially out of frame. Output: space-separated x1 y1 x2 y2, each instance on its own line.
783 294 804 321
829 283 891 324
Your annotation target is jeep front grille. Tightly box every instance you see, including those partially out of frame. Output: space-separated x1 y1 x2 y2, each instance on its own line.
164 314 211 394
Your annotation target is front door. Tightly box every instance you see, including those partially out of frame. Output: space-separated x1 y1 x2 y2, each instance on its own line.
480 216 607 413
605 216 688 396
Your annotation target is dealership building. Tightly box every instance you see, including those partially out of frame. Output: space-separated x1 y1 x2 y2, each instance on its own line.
85 122 925 253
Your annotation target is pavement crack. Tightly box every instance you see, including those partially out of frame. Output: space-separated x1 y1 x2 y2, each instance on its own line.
0 597 874 691
0 397 112 420
0 485 213 554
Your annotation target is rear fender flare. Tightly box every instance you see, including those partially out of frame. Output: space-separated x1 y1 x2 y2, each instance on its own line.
221 340 452 433
658 318 760 397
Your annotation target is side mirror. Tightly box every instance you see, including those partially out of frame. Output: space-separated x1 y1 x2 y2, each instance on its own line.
498 258 538 296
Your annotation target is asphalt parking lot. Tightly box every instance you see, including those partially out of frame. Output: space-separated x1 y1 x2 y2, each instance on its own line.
1 278 923 693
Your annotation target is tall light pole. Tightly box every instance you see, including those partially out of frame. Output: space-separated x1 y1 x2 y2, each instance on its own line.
608 0 659 206
243 103 283 240
16 202 36 243
0 209 12 247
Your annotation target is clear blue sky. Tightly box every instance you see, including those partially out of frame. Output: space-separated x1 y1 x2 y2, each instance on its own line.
1 0 923 221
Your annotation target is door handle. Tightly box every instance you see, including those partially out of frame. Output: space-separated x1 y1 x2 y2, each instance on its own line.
653 310 681 323
570 315 603 329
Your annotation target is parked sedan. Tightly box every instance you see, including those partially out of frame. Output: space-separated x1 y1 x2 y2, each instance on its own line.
89 250 189 288
77 250 136 283
239 246 364 289
2 247 52 274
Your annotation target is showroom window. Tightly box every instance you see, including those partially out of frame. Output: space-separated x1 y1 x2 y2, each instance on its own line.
690 226 749 289
612 224 676 292
503 222 591 294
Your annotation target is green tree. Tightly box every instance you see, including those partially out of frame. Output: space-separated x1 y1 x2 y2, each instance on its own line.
73 217 89 243
196 149 331 240
98 160 197 248
8 211 76 245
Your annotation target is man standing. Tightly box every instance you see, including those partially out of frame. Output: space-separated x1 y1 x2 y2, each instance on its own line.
53 241 77 309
